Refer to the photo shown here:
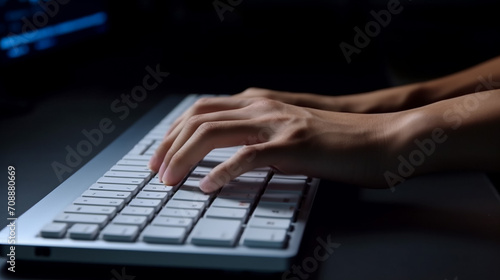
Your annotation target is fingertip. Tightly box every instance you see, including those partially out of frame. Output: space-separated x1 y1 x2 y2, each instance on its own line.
199 176 222 193
148 155 160 172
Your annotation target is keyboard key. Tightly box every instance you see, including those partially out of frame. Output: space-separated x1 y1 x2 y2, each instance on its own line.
172 189 212 203
272 174 309 181
142 225 187 244
89 183 139 195
128 198 162 211
165 200 205 210
190 218 242 247
211 197 252 209
120 206 155 220
40 222 68 238
247 217 291 230
260 192 301 206
266 178 306 195
122 154 151 161
242 228 288 248
253 204 296 219
112 214 148 229
110 165 152 173
135 191 168 203
152 216 193 229
143 184 174 194
64 205 117 216
73 197 125 209
101 224 139 242
158 208 201 219
97 177 146 187
68 223 100 240
116 159 148 167
82 190 132 202
204 207 247 221
104 171 152 179
54 213 109 228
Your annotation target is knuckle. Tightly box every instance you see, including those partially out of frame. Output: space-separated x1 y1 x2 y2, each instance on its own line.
185 114 203 128
193 97 212 108
196 121 218 136
252 98 282 111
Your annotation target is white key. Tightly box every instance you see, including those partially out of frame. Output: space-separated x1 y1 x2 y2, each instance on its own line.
73 197 125 209
217 191 256 201
260 192 301 206
135 191 168 203
204 207 247 221
143 184 173 194
242 227 287 248
238 170 270 178
97 177 145 187
158 208 200 219
68 223 100 240
122 154 151 161
101 224 139 242
247 217 291 230
120 206 155 220
172 189 212 203
190 218 242 246
89 183 139 195
82 190 132 202
266 178 306 195
272 174 308 180
128 198 162 211
54 213 109 228
64 205 117 216
112 214 148 229
253 204 296 219
211 197 252 209
148 176 163 185
199 155 227 167
190 166 212 177
152 216 193 229
115 159 148 167
40 222 68 238
142 225 187 244
104 171 151 179
110 165 152 173
166 200 205 210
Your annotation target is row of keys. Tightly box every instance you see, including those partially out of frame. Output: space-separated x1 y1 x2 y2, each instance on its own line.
40 135 309 249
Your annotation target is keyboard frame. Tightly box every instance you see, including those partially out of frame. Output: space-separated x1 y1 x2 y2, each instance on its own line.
0 93 320 272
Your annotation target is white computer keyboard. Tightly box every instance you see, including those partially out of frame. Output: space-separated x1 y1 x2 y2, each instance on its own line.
0 94 320 272
40 141 309 248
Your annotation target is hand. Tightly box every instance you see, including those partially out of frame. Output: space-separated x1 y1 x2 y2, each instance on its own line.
148 96 397 192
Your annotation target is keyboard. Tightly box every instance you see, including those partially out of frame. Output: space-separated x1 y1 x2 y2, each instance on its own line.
0 94 320 272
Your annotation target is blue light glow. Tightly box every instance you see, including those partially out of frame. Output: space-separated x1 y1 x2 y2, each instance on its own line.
0 12 107 52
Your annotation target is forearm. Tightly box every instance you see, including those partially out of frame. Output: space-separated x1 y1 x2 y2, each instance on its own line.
383 90 500 187
323 55 500 114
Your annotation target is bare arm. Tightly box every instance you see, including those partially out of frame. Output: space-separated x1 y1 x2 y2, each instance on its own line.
237 55 500 113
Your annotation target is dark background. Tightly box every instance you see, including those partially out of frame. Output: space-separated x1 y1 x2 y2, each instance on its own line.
1 1 500 279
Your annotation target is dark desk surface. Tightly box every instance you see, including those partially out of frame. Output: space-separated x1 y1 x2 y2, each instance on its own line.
1 75 500 280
